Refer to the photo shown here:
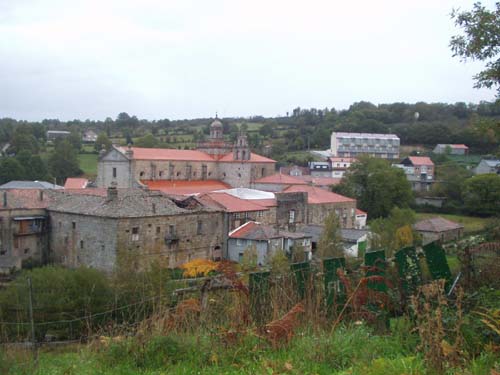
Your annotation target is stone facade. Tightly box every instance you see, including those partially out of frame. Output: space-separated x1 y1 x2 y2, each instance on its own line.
307 202 356 228
97 120 276 189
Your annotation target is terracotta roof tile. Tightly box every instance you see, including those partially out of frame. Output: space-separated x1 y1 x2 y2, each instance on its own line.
283 185 355 204
199 192 268 213
408 156 434 166
217 152 275 163
142 180 230 195
121 147 215 162
253 173 308 185
64 178 89 189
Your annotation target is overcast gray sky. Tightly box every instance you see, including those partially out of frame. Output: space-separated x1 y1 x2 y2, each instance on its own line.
0 0 496 121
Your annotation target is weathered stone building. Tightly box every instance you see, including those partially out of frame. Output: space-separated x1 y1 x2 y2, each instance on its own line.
0 190 51 273
96 119 276 189
47 188 225 271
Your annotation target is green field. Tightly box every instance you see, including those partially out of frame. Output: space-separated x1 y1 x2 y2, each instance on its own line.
78 153 98 177
415 213 490 233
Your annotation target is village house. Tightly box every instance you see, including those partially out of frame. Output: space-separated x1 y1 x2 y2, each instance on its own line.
82 130 98 143
413 216 464 244
474 159 500 175
329 157 357 178
433 144 469 155
393 156 434 192
227 221 312 265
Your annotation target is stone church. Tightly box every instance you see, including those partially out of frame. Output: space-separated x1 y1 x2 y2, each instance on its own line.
96 118 276 189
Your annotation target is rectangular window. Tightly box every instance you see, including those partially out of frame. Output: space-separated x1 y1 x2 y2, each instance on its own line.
169 225 175 236
289 209 295 224
197 220 202 235
236 239 246 247
112 168 117 178
72 222 76 229
132 227 139 241
156 226 160 234
238 253 244 262
80 240 84 249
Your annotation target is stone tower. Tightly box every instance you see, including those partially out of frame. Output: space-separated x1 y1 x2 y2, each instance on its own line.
233 133 251 161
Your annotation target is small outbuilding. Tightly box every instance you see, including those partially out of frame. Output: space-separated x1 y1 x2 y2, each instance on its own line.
413 216 464 244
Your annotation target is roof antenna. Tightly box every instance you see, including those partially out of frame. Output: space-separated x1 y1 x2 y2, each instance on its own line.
215 111 218 119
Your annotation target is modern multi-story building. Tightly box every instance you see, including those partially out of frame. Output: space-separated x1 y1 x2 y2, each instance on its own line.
330 132 400 159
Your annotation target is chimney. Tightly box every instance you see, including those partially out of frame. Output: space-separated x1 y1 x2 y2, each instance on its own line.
39 190 44 201
107 186 118 201
2 191 7 208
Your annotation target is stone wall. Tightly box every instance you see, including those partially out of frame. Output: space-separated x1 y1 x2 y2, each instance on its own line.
97 149 132 188
132 160 219 181
48 212 118 271
307 201 356 228
0 208 48 272
275 192 308 230
115 211 224 269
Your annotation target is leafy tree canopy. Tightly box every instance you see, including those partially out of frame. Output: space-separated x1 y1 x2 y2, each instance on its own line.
333 155 413 219
49 139 82 184
462 173 500 215
451 2 500 95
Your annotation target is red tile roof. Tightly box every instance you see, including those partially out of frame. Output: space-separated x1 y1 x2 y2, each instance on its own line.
283 185 355 205
295 176 342 186
125 147 215 162
121 147 276 164
251 199 278 207
450 144 469 149
408 156 434 166
199 192 268 213
141 180 230 195
64 178 89 189
356 208 367 216
253 173 308 185
217 152 275 163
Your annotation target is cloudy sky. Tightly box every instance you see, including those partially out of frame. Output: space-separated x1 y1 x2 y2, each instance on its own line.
0 0 496 121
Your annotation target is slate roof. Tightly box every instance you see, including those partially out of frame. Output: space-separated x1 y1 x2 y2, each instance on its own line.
283 185 355 204
229 221 309 240
414 217 464 233
47 189 219 218
0 181 63 189
340 228 368 243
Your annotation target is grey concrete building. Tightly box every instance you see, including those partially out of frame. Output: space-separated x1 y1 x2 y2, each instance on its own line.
474 159 500 175
330 132 400 159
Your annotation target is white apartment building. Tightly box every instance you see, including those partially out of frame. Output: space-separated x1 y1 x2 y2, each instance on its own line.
330 132 400 159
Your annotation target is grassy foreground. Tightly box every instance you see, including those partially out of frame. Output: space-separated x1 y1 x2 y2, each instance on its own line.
3 325 499 375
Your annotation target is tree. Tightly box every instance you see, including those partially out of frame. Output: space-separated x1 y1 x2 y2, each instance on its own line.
49 140 82 183
462 173 500 215
134 133 159 148
94 132 112 152
333 155 413 218
451 2 500 95
317 212 344 259
15 150 50 181
370 207 418 256
68 130 82 151
432 161 472 203
0 158 26 184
